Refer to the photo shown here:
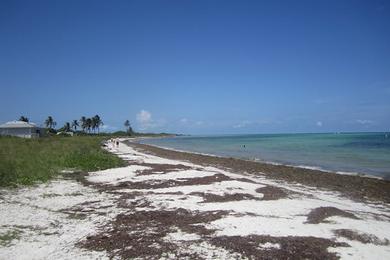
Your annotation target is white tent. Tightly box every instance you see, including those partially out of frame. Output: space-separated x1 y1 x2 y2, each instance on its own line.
0 121 44 138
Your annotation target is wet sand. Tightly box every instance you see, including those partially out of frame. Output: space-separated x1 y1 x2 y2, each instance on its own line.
128 141 390 203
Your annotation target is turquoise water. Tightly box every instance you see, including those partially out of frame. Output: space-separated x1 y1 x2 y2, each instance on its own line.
141 133 390 179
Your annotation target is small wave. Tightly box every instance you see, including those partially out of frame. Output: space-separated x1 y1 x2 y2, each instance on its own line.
257 160 384 180
139 140 384 180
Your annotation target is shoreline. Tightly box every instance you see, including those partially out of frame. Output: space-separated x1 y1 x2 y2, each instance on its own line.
136 139 385 181
126 139 390 203
100 140 390 258
2 139 390 259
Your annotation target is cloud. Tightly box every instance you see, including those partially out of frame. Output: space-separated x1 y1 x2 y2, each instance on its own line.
233 119 277 129
136 110 152 124
356 119 373 125
195 121 204 126
136 110 153 130
136 110 167 130
233 120 252 128
180 118 188 124
101 124 118 131
316 121 323 127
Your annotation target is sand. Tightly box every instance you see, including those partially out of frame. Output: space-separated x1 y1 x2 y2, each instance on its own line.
1 139 389 259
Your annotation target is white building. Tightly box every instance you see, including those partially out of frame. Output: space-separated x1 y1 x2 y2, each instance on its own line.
0 121 45 138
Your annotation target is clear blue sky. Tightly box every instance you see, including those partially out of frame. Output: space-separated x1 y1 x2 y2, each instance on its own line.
1 0 389 134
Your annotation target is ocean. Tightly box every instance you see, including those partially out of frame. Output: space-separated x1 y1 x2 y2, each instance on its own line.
140 133 390 180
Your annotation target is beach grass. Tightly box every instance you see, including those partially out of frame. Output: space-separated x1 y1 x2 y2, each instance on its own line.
0 136 125 187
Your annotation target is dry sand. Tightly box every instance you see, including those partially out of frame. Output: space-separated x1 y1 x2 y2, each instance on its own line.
1 139 389 259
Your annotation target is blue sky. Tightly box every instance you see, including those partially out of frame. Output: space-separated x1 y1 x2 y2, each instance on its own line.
1 0 389 134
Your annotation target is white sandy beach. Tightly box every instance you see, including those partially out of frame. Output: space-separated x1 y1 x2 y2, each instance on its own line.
1 139 389 259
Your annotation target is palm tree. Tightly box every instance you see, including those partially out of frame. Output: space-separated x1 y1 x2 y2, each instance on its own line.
124 120 133 134
86 118 92 133
91 117 97 133
19 116 29 122
64 122 71 132
45 116 56 129
92 115 103 133
71 120 79 131
79 116 87 132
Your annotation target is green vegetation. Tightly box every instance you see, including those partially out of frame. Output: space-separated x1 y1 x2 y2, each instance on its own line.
40 115 176 137
0 114 177 187
44 114 103 134
71 119 79 131
44 116 57 129
124 119 133 135
18 116 29 122
0 136 125 187
78 115 103 134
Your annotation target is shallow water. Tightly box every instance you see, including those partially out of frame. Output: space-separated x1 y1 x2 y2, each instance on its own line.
141 133 390 179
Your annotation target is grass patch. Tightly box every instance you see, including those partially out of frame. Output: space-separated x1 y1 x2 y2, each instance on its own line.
0 136 125 187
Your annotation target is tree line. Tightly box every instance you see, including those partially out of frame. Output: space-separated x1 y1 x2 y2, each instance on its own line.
19 115 133 135
44 115 103 133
